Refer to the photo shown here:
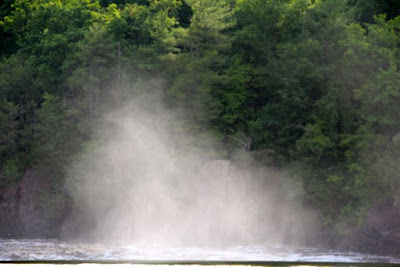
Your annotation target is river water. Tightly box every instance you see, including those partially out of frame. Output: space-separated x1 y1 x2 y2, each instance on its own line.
0 239 399 264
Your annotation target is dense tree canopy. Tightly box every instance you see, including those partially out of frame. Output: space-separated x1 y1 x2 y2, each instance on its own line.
1 0 400 233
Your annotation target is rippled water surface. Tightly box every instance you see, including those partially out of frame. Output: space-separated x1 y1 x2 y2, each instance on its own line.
0 239 399 264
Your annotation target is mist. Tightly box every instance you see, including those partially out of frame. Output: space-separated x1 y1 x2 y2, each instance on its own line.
62 91 317 247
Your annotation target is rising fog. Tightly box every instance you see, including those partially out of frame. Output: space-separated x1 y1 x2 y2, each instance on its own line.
62 88 317 247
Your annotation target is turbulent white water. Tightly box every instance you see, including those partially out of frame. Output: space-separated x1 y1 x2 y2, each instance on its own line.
0 239 399 263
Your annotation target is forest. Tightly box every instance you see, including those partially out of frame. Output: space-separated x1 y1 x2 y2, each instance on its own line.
1 0 400 250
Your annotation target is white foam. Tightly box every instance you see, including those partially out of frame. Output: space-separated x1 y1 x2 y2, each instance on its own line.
0 239 399 263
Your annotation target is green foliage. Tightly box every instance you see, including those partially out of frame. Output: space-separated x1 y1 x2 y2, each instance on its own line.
297 124 334 161
0 158 23 186
350 0 400 22
0 100 19 158
164 0 235 151
2 0 400 235
33 93 68 161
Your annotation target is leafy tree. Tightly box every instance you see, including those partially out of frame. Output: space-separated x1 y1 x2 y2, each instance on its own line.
350 0 400 22
167 0 234 124
1 0 400 240
2 0 103 94
66 23 119 121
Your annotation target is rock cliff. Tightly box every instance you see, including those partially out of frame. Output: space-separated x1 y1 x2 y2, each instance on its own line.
0 169 63 238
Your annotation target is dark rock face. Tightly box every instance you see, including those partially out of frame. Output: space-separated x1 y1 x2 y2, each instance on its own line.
366 200 400 245
340 200 400 256
0 169 63 238
362 200 400 255
0 183 20 237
